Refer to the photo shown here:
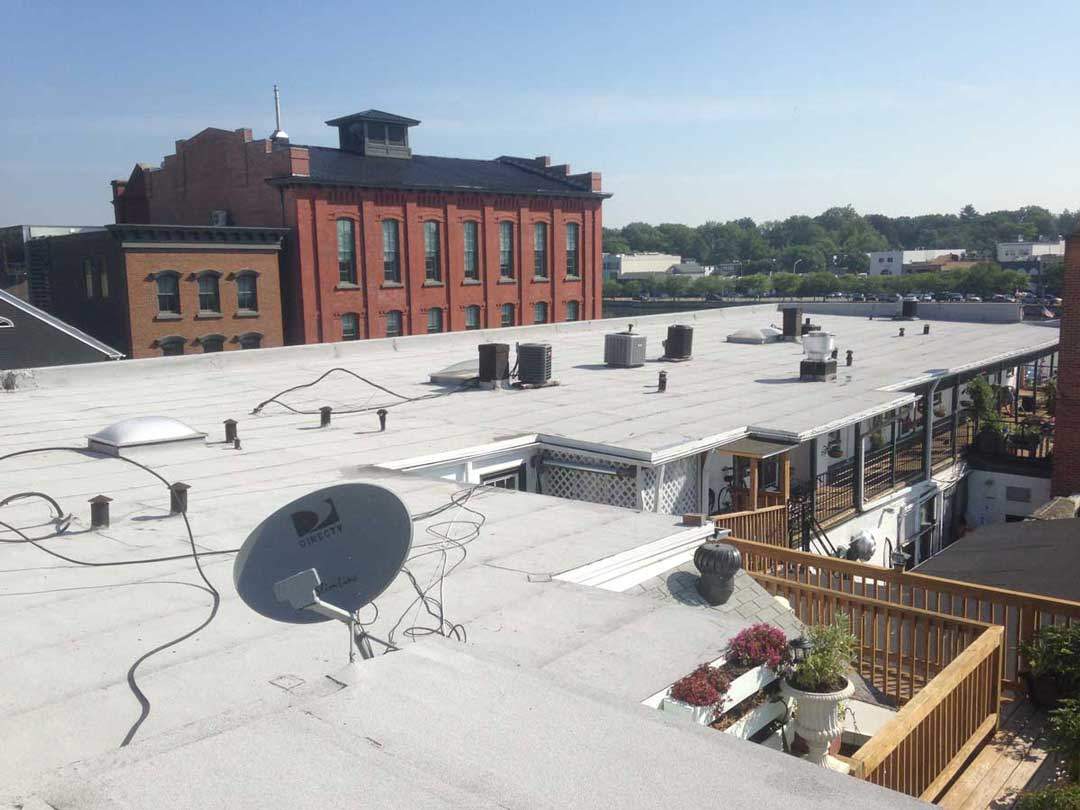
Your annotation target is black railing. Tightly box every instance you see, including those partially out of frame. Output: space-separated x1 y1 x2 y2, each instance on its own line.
814 458 855 525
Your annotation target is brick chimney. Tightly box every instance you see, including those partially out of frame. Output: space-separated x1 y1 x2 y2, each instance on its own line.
1052 229 1080 495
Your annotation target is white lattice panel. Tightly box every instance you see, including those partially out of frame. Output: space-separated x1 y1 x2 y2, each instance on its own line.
540 450 638 509
639 466 657 512
656 456 700 515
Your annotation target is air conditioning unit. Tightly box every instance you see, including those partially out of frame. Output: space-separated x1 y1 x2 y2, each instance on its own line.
604 331 647 367
517 343 552 385
663 325 693 360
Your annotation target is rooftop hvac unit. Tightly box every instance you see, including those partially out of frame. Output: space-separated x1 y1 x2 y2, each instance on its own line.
478 343 510 384
901 299 919 319
663 324 693 360
604 330 647 367
517 343 552 386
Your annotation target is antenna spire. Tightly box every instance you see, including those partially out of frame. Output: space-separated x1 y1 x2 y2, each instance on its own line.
270 84 288 143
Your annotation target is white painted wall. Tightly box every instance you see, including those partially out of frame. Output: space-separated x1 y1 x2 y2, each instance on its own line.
965 468 1051 527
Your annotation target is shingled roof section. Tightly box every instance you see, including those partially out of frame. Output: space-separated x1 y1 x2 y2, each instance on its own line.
274 146 610 198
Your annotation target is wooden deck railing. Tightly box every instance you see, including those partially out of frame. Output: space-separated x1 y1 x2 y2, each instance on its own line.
713 504 788 547
753 574 990 706
727 536 1080 689
850 625 1003 802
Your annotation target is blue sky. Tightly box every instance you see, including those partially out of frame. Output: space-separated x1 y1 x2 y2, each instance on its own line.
3 0 1078 226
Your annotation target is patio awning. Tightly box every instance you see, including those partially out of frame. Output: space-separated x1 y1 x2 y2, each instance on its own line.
716 436 797 459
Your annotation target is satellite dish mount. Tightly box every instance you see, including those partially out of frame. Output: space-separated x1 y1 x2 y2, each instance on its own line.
273 568 374 662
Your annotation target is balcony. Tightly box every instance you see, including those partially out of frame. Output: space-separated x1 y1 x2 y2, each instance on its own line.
724 536 1080 803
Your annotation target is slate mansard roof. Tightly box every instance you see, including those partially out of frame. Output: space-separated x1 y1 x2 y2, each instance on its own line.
277 146 610 199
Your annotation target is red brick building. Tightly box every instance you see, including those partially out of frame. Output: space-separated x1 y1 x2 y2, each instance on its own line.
38 224 286 359
112 110 609 345
1052 228 1080 495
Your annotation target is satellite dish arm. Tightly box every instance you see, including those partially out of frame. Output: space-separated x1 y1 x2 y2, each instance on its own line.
273 568 354 624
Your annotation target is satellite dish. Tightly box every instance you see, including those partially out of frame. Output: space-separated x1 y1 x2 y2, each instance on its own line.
233 483 412 624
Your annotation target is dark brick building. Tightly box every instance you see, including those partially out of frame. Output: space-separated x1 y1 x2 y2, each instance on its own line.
1052 228 1080 496
111 110 609 344
38 225 286 359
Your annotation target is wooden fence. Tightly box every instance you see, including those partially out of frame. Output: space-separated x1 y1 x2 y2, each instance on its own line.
713 504 788 548
850 626 1003 802
728 536 1080 690
753 574 990 707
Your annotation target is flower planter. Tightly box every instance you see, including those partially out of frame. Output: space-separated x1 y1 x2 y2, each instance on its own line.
720 665 777 714
724 699 787 740
1025 672 1064 709
660 695 715 725
780 677 854 771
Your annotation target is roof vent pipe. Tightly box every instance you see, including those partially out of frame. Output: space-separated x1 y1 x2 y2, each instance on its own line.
320 406 332 428
694 542 742 605
658 370 668 392
846 350 854 366
169 482 190 515
89 495 112 529
377 408 388 431
923 324 930 335
224 419 238 444
899 327 905 337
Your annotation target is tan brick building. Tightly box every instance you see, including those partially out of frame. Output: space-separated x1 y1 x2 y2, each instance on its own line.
38 224 286 358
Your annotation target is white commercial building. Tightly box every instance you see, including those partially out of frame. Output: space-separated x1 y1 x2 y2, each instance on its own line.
867 248 967 276
603 251 682 280
996 239 1065 263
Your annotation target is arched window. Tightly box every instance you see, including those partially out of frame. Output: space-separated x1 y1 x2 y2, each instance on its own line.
424 221 442 282
239 332 262 350
500 303 515 327
382 220 401 283
566 300 580 321
427 307 443 333
464 305 481 330
199 334 225 353
565 223 580 277
159 336 185 357
197 273 221 313
533 301 549 324
341 312 360 341
533 222 548 279
0 317 13 329
463 221 480 280
386 310 403 337
236 273 258 312
499 222 515 279
337 219 357 284
156 273 180 315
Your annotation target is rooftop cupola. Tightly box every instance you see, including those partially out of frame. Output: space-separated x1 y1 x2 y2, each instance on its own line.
325 109 420 158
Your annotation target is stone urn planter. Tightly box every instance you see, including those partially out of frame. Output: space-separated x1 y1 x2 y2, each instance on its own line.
780 677 855 771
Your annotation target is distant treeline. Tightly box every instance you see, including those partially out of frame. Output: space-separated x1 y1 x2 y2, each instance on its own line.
602 205 1078 274
604 262 1059 300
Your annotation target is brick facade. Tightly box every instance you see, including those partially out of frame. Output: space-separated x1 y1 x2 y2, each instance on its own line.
40 226 286 359
1052 230 1080 495
112 122 605 345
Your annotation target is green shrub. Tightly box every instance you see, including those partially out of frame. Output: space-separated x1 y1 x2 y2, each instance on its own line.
1050 699 1080 782
1016 783 1080 809
1022 625 1080 694
789 616 857 693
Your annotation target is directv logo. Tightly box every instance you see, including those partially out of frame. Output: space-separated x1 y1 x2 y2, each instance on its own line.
291 498 344 548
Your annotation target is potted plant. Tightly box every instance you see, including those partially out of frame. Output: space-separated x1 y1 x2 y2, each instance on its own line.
1021 624 1080 708
1043 378 1057 417
780 617 857 771
976 415 1007 454
662 664 730 725
1010 423 1043 454
721 624 788 709
1048 698 1080 782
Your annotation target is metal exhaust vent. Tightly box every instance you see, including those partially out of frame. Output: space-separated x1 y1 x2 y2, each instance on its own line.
517 343 552 386
663 324 693 360
478 343 510 385
604 326 647 367
779 306 802 341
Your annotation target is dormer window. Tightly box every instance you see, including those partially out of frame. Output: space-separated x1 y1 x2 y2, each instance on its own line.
325 110 420 158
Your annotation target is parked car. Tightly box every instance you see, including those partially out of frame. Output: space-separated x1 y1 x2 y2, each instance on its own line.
991 294 1016 303
901 294 919 302
1022 304 1056 320
965 294 982 302
705 293 724 302
945 292 964 302
920 293 934 302
851 293 866 302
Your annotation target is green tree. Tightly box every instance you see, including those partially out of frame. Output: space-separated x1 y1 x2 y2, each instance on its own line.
735 274 769 299
799 272 839 299
1041 260 1065 296
772 272 801 299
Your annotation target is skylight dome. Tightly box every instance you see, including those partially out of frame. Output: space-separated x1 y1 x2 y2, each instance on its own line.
87 415 206 456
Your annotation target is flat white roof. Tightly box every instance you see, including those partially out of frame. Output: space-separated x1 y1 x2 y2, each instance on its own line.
0 304 1053 806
